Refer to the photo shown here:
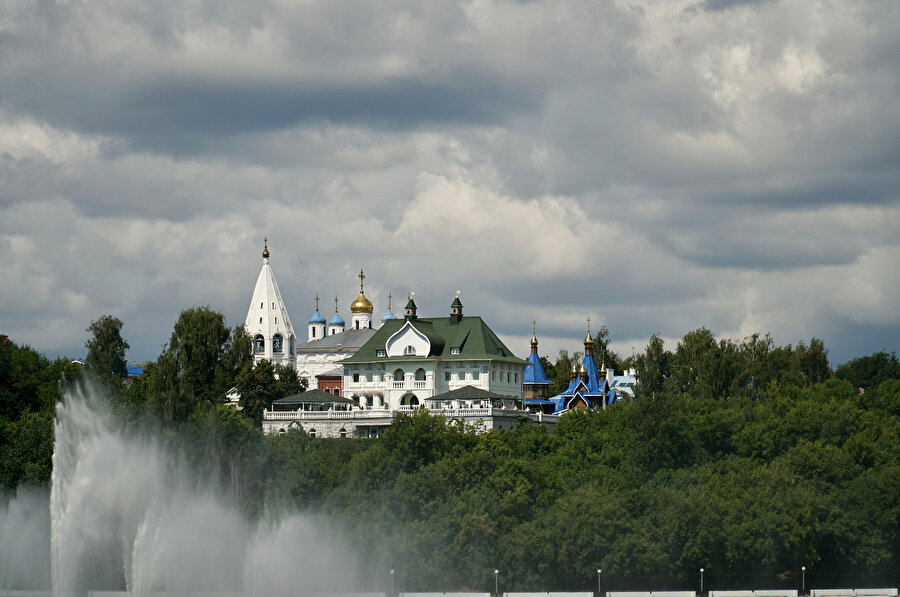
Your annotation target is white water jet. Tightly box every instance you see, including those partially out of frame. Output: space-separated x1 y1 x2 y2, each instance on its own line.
0 485 51 590
44 382 359 597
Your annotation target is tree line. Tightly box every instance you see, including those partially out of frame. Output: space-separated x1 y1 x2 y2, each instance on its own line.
1 310 899 591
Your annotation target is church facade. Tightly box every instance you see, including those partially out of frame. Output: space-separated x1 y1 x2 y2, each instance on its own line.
245 241 558 437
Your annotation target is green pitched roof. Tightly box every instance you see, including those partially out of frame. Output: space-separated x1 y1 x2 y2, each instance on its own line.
341 316 525 364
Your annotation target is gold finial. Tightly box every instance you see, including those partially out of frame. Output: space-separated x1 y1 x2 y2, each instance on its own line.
531 320 538 346
262 237 269 259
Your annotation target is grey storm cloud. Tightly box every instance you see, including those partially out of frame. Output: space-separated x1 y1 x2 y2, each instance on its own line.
1 0 899 367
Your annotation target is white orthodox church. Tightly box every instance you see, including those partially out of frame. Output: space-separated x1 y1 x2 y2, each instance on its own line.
244 240 397 389
244 240 297 370
244 240 558 438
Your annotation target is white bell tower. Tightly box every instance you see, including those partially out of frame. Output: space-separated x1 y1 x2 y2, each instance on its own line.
244 239 296 368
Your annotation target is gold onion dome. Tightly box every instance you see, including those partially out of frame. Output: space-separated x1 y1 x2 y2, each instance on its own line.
350 269 374 313
351 292 374 313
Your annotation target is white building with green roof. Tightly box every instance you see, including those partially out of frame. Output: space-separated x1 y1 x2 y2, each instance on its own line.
262 294 558 437
340 295 528 410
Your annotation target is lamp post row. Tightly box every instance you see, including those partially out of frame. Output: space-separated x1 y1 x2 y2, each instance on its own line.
696 565 808 596
387 564 809 596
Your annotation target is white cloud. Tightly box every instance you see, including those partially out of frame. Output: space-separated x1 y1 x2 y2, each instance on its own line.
0 0 898 366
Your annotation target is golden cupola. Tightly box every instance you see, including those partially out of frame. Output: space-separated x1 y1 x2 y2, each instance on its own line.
350 269 374 314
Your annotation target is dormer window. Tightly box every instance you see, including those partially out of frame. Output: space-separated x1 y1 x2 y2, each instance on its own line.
376 349 387 357
450 347 460 355
404 345 416 356
498 349 506 356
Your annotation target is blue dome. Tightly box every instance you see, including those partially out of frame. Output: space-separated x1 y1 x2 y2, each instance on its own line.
329 312 345 326
381 310 397 323
308 310 326 324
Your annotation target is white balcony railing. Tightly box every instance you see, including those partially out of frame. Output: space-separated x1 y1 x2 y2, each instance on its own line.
264 409 392 421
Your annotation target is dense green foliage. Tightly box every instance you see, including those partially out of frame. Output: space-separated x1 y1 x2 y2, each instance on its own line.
2 315 900 591
84 315 129 384
0 337 81 489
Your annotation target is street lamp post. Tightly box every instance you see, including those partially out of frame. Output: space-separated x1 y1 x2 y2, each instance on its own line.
597 569 603 596
390 569 395 596
494 569 500 596
802 566 806 595
700 568 705 596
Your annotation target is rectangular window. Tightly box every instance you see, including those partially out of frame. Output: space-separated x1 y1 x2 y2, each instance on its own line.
472 370 479 381
445 372 451 381
353 373 360 383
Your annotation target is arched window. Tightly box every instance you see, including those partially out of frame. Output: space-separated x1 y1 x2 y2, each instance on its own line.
393 368 405 381
355 321 359 329
415 368 426 381
404 345 416 356
339 428 347 438
273 334 283 353
400 393 419 406
254 335 265 354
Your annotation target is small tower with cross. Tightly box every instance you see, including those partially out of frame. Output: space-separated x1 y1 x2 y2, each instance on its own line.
350 269 374 330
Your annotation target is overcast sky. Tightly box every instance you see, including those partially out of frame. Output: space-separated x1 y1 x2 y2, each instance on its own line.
2 0 898 367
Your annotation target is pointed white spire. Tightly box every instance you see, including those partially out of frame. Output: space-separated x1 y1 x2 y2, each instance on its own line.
244 240 296 367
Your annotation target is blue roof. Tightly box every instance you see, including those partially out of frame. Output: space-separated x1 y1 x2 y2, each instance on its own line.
552 352 617 413
524 397 555 405
381 310 397 322
308 310 326 324
329 312 345 326
523 351 550 384
126 365 144 377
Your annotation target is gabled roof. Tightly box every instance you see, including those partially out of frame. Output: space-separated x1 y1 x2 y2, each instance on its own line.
273 389 352 404
427 385 518 401
341 315 525 364
297 328 376 352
